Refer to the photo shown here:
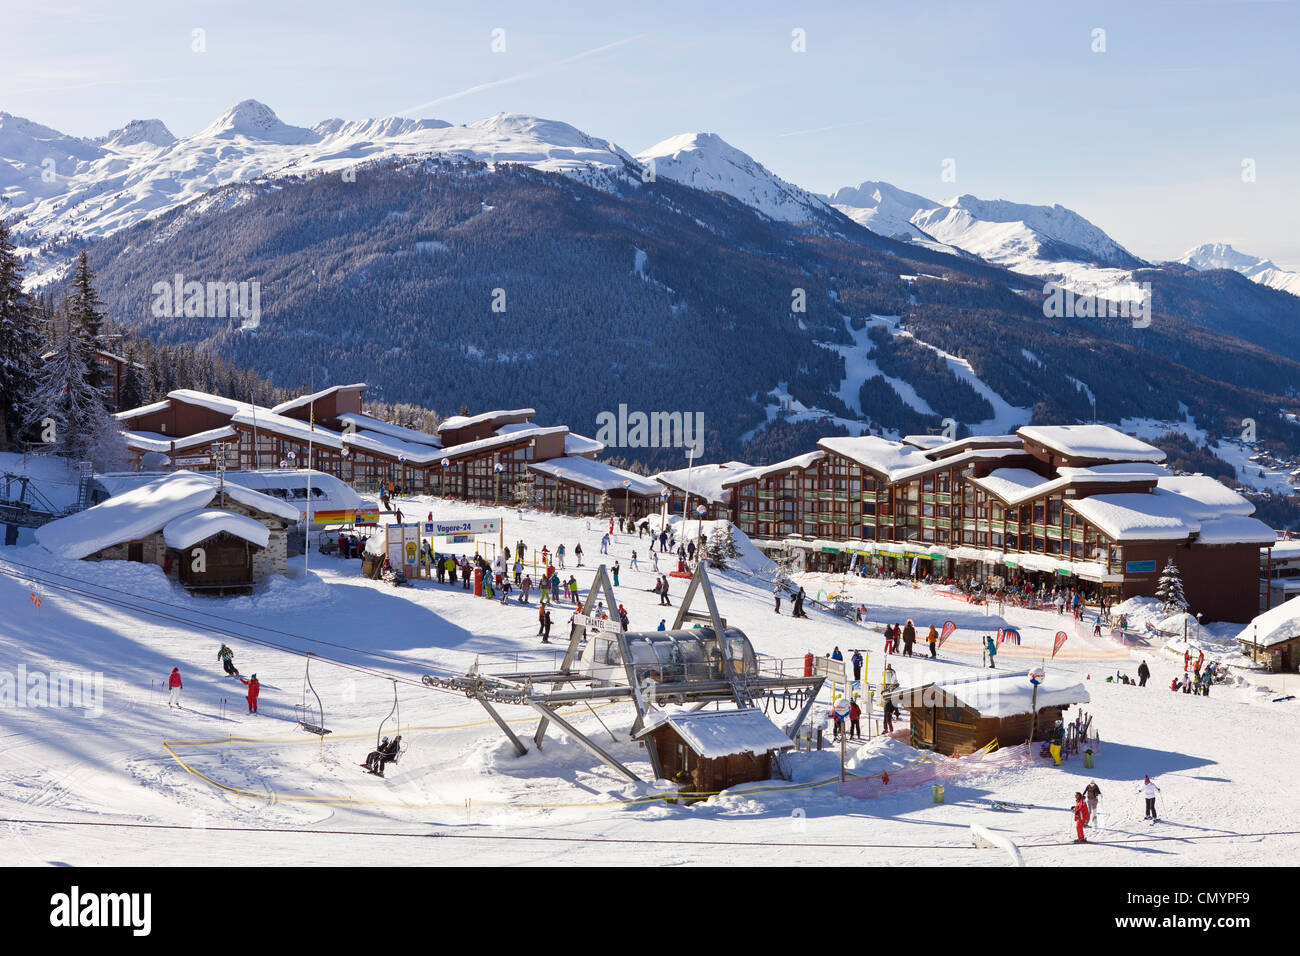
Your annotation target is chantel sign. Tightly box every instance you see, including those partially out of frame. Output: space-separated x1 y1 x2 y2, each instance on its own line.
573 614 623 634
422 519 500 537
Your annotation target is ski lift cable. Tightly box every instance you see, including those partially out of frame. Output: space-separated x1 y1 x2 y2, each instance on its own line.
0 555 467 681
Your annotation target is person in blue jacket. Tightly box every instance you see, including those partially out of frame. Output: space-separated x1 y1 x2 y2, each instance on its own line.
984 634 998 668
851 650 864 682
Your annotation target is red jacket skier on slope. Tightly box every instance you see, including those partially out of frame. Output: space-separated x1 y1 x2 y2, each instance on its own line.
238 674 260 713
1073 792 1090 843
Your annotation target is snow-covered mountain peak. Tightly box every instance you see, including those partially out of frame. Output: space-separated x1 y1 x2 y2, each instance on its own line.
98 118 177 150
636 131 835 224
195 100 318 145
1179 242 1300 297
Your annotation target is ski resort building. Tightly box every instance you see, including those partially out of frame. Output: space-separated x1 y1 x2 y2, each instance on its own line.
34 471 300 591
1236 596 1300 672
655 462 753 520
889 672 1090 755
525 457 664 515
113 387 611 509
633 706 793 796
726 425 1274 622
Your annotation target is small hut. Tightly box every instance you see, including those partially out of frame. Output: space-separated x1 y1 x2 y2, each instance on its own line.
889 672 1090 755
634 707 793 796
1235 597 1300 672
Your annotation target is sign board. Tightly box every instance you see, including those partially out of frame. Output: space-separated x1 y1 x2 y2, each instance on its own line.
573 613 622 635
833 699 852 718
402 523 421 577
813 657 847 682
174 455 211 466
1125 559 1157 574
422 518 500 537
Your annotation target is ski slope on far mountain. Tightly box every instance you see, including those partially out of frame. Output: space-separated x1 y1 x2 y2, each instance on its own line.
1178 242 1300 298
2 498 1296 867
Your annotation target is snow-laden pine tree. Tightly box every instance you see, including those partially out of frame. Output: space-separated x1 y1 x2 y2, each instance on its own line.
26 312 126 470
0 222 41 451
705 524 730 569
597 491 614 519
1155 559 1188 615
513 477 537 511
66 252 108 389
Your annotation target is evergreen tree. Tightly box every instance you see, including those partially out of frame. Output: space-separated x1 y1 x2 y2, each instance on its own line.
513 477 537 510
705 524 731 569
26 311 126 469
118 342 149 411
66 252 108 388
596 491 614 519
1155 559 1188 615
0 222 42 451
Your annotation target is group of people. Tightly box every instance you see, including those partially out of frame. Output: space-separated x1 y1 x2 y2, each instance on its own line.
1070 776 1161 843
363 735 403 777
773 584 808 617
166 649 261 714
881 620 939 658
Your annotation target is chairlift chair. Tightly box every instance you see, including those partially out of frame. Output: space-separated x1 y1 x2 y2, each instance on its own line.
295 654 331 736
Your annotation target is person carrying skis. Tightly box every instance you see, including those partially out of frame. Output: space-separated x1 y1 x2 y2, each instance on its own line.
1083 781 1101 826
218 644 238 677
238 674 260 713
1140 776 1160 821
167 667 183 709
1072 792 1090 843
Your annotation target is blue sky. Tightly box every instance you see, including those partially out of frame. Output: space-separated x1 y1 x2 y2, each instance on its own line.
7 0 1299 267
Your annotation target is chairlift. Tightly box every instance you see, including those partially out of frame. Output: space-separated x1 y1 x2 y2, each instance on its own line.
370 681 408 769
295 654 331 736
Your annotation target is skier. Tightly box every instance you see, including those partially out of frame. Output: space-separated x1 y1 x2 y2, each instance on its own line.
773 585 782 615
364 736 402 777
612 561 620 586
659 576 671 606
652 549 660 572
541 608 553 643
1137 660 1150 687
984 634 998 669
1072 792 1090 843
630 550 639 571
574 543 584 567
521 575 532 604
849 698 862 740
882 697 898 734
537 604 548 637
238 674 260 714
851 650 863 683
1140 776 1161 822
556 544 565 569
1083 781 1102 826
217 644 239 677
1048 719 1065 766
793 587 807 618
926 624 938 659
901 620 916 657
167 667 183 709
600 534 610 555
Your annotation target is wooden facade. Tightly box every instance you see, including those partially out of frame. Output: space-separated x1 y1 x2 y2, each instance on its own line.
641 723 774 798
907 701 1072 755
174 529 259 591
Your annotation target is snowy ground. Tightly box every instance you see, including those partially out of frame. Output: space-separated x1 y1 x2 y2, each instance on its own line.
2 498 1297 866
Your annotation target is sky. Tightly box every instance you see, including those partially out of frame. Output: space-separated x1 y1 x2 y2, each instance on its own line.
5 0 1299 268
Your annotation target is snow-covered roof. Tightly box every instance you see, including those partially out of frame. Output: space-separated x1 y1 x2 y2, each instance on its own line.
901 434 948 449
527 456 663 495
969 467 1059 505
563 431 605 456
230 408 345 450
1269 539 1300 560
925 434 1022 457
270 383 366 416
1018 424 1165 462
1236 595 1300 648
343 429 443 464
721 451 826 487
1156 475 1255 517
635 706 793 757
896 671 1090 718
162 509 270 550
440 425 568 461
437 408 535 433
819 435 1021 483
35 470 297 560
122 426 237 454
114 399 171 421
224 470 363 511
335 413 442 449
1067 488 1274 545
167 389 260 418
655 462 752 504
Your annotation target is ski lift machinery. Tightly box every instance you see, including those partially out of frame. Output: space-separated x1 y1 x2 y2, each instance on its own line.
421 563 826 782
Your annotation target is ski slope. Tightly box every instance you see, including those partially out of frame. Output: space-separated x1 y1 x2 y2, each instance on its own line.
1 500 1297 866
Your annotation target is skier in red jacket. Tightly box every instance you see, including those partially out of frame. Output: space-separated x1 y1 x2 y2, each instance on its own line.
167 667 183 709
1073 791 1090 843
238 674 261 713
